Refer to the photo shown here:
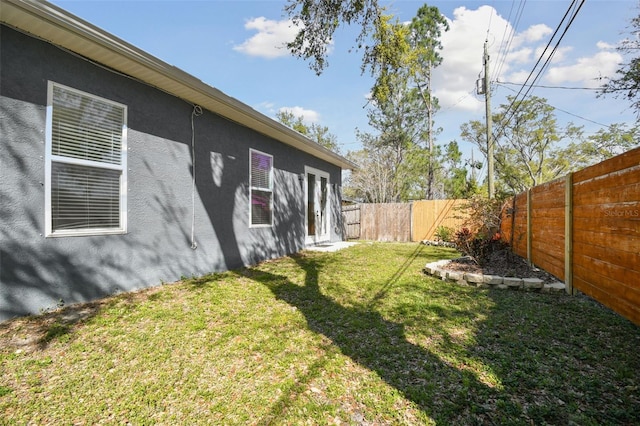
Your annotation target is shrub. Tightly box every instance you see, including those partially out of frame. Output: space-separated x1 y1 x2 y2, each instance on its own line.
454 227 507 266
434 225 455 242
462 194 506 239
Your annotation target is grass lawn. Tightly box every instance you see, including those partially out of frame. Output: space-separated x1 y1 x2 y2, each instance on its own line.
1 242 639 425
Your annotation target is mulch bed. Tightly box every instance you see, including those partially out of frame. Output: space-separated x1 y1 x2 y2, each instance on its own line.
441 249 559 284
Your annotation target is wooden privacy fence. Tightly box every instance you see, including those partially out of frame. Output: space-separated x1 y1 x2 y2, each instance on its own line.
412 200 470 241
342 205 361 240
341 199 469 242
358 203 412 242
501 147 640 325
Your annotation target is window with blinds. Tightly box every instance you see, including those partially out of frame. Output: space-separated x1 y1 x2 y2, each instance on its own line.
249 149 273 226
45 82 127 236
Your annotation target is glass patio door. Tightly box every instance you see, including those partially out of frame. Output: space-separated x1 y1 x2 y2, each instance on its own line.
305 167 330 245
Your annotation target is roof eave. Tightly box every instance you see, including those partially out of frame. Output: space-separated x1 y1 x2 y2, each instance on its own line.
0 0 357 170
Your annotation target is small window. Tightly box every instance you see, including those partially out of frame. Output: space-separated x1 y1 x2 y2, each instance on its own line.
249 149 273 226
45 82 127 236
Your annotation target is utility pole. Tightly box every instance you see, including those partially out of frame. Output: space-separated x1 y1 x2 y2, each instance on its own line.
483 39 495 199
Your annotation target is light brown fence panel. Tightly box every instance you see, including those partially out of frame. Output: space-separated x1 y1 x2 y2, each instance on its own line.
341 205 361 240
411 199 469 241
360 203 412 242
530 178 566 281
572 147 640 325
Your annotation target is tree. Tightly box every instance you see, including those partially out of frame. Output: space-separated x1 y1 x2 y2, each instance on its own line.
407 6 449 199
440 141 481 199
285 0 381 75
599 11 640 119
364 13 412 104
585 123 639 158
357 4 448 199
276 110 340 153
460 96 638 195
344 144 401 203
563 123 639 171
344 68 435 203
461 96 580 194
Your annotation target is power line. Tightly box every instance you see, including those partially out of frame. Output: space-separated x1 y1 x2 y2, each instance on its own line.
496 82 611 127
491 0 586 144
493 0 526 84
498 0 580 122
515 0 586 104
497 80 601 91
440 90 476 112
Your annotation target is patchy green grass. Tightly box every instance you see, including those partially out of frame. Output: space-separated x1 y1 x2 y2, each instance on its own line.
1 242 638 424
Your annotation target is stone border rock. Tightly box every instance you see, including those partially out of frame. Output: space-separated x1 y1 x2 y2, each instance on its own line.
423 258 566 294
421 240 457 248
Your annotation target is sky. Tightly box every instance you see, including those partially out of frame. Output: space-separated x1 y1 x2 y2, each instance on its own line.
50 0 638 174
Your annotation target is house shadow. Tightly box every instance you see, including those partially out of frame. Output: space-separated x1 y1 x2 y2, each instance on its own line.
239 251 500 423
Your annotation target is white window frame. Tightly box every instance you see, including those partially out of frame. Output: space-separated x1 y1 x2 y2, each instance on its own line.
249 148 274 227
45 81 128 237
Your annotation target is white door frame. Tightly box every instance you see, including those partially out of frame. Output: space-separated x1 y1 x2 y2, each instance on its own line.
304 166 331 245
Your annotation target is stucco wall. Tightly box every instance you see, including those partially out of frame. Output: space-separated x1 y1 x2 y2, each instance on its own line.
0 25 344 320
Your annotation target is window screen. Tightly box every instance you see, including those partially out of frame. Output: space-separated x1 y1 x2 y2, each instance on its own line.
46 83 127 236
250 149 273 226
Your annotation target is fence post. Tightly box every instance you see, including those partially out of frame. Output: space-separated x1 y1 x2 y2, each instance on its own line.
564 173 574 295
527 189 532 267
409 202 414 242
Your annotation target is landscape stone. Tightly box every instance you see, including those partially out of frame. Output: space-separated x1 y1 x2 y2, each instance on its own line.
483 275 503 285
503 277 523 288
446 271 464 281
523 278 544 289
465 273 484 283
543 282 566 293
422 258 568 297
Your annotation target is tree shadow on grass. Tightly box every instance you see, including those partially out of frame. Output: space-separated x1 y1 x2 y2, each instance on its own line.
239 251 500 424
471 290 640 425
0 288 156 352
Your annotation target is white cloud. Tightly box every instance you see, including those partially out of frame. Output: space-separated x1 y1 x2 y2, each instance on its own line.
506 47 533 64
596 41 616 50
512 24 552 46
278 106 320 123
431 6 617 111
504 70 533 84
434 88 482 112
434 5 530 112
256 101 277 115
545 49 623 87
534 45 573 64
233 17 299 58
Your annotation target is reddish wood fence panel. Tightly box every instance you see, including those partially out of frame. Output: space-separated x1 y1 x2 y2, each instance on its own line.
503 192 528 259
572 147 640 325
411 199 469 241
359 203 412 242
501 147 640 325
530 178 566 281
